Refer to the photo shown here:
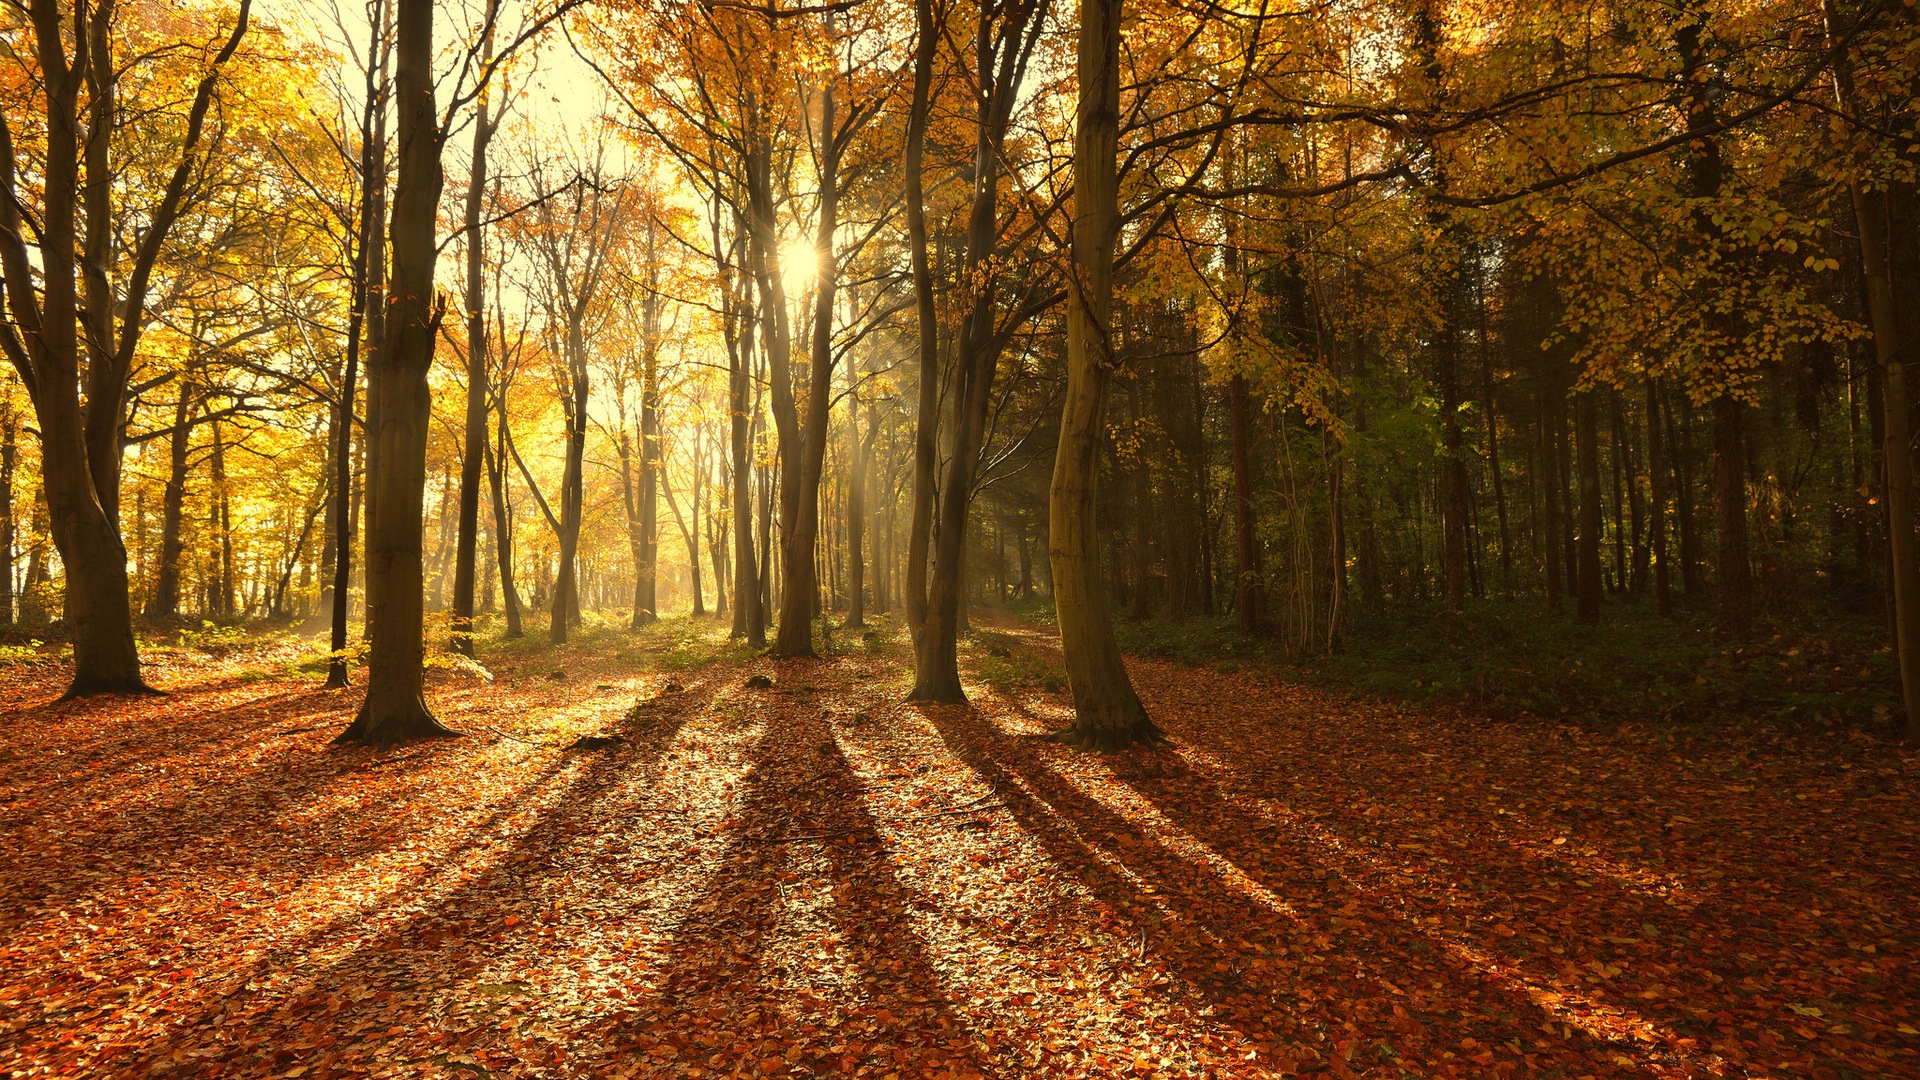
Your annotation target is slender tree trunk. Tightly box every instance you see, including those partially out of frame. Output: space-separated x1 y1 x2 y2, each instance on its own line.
903 0 940 642
1854 183 1920 742
550 315 589 644
1829 0 1920 740
770 24 848 659
911 0 1039 696
631 213 664 627
728 219 764 646
1438 289 1468 614
1228 372 1256 632
449 18 497 658
149 377 195 619
710 461 730 617
1618 394 1644 592
1479 267 1512 593
1710 394 1752 628
337 0 456 744
1541 379 1563 613
359 1 393 641
1049 0 1154 749
486 421 522 637
0 400 12 625
689 427 706 615
661 452 705 617
847 348 867 629
635 377 661 624
1575 391 1603 623
1647 378 1673 614
211 417 235 618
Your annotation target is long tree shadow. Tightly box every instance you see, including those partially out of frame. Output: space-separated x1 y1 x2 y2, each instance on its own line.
16 675 712 1077
589 694 996 1077
0 682 359 811
1122 689 1919 1076
922 702 1684 1077
0 685 415 925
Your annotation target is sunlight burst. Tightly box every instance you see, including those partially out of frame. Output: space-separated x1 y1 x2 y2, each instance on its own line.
780 236 818 292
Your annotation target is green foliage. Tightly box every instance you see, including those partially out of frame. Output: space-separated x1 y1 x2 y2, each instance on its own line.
643 618 758 671
176 620 252 656
966 628 1066 693
851 614 909 657
0 640 49 667
1003 594 1059 628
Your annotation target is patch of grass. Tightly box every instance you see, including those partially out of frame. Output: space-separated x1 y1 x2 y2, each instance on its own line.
175 619 258 657
644 618 757 671
966 630 1066 694
1118 598 1901 733
1004 594 1058 628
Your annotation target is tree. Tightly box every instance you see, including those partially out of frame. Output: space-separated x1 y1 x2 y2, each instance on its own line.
521 143 628 645
449 2 505 658
1048 0 1155 749
328 0 391 686
334 0 458 743
908 0 1052 700
0 0 251 695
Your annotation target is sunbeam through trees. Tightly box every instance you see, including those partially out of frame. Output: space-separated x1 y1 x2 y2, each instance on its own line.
1 0 1919 1073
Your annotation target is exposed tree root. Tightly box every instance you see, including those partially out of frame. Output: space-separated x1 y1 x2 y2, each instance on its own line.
59 676 164 701
333 695 462 747
1041 715 1164 752
905 677 967 705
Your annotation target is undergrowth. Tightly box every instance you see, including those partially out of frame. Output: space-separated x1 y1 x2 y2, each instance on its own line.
1112 597 1902 734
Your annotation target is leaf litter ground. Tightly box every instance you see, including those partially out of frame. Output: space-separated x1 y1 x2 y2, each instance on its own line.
1 615 1915 1079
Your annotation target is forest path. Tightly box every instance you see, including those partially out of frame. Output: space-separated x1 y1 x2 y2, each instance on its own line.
0 615 1914 1079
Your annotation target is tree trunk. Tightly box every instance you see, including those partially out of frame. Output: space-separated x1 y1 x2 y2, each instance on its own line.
768 25 847 659
733 316 764 645
149 377 195 619
1647 378 1673 615
358 4 392 643
449 20 497 658
689 427 706 615
1540 377 1563 612
1479 268 1512 594
847 351 867 629
1230 383 1258 638
1829 1 1920 740
1048 0 1154 750
1855 183 1920 743
1617 394 1644 593
0 400 13 625
210 416 235 618
549 313 589 645
1711 394 1752 628
486 423 522 638
1439 288 1468 614
0 3 148 694
1575 390 1603 623
911 9 1036 696
337 0 457 744
903 0 940 643
634 219 664 628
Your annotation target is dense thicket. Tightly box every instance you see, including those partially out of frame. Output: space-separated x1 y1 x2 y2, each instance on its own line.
2 0 1916 741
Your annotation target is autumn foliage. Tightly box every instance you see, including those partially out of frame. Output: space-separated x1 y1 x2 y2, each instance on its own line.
3 621 1917 1077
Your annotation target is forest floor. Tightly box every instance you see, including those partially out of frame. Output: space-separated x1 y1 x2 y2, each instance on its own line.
2 614 1917 1079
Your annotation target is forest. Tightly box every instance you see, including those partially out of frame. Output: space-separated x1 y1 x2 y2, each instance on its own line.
1 0 1918 1073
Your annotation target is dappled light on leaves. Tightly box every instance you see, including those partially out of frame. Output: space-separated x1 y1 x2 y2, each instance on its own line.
3 618 1914 1077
